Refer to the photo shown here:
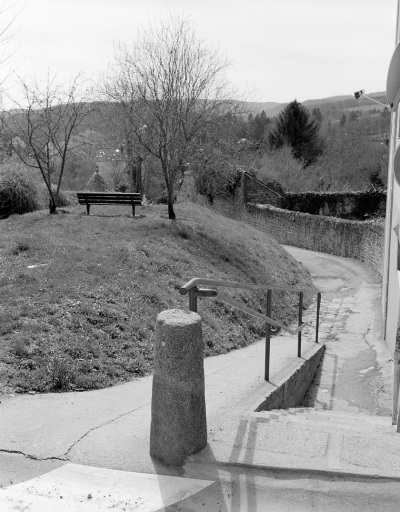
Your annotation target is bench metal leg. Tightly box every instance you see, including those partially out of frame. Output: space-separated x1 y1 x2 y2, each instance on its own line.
132 205 135 217
86 204 90 215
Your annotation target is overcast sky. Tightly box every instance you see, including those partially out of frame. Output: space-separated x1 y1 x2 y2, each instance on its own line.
2 0 398 107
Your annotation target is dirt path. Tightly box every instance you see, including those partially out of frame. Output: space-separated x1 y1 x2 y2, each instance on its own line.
284 246 393 416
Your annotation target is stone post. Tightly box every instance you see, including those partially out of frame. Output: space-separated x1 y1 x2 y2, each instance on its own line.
150 309 207 466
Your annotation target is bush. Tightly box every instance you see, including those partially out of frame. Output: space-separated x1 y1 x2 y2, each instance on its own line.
154 189 177 204
283 190 386 220
36 184 71 210
52 186 70 207
0 163 40 219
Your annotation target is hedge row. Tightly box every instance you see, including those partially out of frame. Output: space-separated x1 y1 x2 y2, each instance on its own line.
282 190 386 220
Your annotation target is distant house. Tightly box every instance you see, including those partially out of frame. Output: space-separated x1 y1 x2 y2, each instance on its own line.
86 167 112 191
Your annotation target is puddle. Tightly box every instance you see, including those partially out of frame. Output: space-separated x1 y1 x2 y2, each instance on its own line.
313 278 345 291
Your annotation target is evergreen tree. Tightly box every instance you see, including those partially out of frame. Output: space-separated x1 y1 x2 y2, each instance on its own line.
248 110 270 141
349 111 359 122
311 107 322 125
268 100 324 168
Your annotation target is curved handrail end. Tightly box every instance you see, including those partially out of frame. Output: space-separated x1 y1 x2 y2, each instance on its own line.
179 278 202 295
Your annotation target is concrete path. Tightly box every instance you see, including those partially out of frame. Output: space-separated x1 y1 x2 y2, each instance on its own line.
285 246 393 416
0 246 398 511
0 335 321 484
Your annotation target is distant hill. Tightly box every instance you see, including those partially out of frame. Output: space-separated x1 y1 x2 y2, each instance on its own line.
247 101 281 115
249 91 388 119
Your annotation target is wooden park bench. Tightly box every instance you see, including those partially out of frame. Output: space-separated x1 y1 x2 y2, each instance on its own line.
76 192 142 216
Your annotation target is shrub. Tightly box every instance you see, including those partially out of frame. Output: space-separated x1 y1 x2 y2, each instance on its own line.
11 237 32 255
52 186 70 207
154 189 177 204
36 184 71 210
46 352 74 390
0 162 40 218
283 190 386 220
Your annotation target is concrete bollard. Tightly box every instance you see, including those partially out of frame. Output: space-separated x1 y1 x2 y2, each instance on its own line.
150 309 207 466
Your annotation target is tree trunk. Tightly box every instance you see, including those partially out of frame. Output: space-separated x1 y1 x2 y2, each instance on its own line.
126 139 136 193
167 187 176 220
129 161 136 192
135 158 142 194
49 194 57 214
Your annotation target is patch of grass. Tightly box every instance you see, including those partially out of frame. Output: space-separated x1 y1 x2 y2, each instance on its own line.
173 222 193 240
0 203 316 394
11 238 32 256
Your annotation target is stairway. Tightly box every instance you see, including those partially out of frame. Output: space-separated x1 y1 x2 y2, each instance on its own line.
252 407 393 435
189 406 400 479
181 407 400 512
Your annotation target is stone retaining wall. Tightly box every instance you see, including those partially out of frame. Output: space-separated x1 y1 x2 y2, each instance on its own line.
244 204 385 278
207 199 385 278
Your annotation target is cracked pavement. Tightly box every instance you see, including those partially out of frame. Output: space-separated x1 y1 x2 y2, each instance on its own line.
0 373 155 487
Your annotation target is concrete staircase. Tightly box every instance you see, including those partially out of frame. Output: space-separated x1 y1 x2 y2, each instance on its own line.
189 406 400 479
251 407 393 435
180 407 400 512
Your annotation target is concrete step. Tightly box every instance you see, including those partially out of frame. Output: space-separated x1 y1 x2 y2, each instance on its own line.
4 462 400 512
248 407 393 434
189 407 400 480
180 462 400 512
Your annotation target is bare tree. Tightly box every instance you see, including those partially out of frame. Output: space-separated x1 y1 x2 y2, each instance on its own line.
2 74 92 213
0 1 18 85
103 14 235 219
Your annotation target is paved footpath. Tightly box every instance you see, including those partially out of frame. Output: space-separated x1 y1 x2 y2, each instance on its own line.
284 246 393 416
0 246 399 511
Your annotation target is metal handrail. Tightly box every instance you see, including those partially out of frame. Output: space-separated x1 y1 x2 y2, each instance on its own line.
216 291 305 336
179 277 322 382
180 277 306 294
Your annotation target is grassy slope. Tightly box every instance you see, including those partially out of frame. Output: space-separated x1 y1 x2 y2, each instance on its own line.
0 203 315 393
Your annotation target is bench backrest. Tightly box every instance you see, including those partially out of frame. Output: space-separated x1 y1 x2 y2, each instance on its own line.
77 192 142 204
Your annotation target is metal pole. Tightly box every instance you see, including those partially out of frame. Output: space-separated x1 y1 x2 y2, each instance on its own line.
265 290 272 381
189 288 198 313
298 292 303 357
316 293 321 343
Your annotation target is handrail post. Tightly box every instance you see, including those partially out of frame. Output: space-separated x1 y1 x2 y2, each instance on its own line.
189 287 198 312
316 292 321 343
265 289 272 381
298 291 303 357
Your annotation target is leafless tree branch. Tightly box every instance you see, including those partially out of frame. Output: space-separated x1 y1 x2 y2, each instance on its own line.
2 73 93 213
101 13 237 219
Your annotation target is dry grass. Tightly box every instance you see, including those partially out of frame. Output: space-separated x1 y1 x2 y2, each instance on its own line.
0 202 316 393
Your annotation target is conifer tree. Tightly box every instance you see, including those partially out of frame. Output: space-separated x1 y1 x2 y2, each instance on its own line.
268 100 324 168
